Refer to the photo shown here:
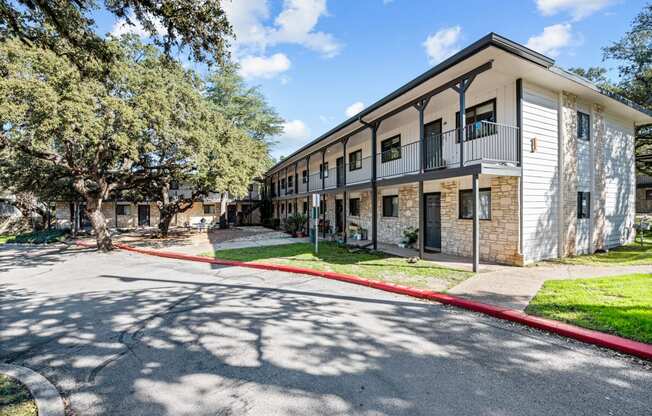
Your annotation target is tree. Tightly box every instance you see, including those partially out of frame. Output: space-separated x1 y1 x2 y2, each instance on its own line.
602 4 652 175
0 0 233 65
0 36 171 250
568 66 610 87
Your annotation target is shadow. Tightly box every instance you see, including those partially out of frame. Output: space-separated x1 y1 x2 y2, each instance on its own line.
1 250 651 415
0 243 95 273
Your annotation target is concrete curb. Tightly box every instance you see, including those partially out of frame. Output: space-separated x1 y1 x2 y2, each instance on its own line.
0 364 65 416
77 240 652 361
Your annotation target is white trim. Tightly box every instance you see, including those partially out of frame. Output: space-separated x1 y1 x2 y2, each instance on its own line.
557 91 565 258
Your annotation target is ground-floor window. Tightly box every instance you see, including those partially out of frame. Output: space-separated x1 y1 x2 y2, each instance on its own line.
288 203 293 214
203 204 216 215
577 191 590 218
459 188 491 220
646 189 652 200
382 195 398 217
116 204 130 216
303 201 308 213
349 198 360 216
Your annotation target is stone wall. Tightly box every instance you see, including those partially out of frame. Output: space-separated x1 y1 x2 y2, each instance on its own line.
346 191 372 239
377 184 419 245
561 92 578 257
440 177 522 265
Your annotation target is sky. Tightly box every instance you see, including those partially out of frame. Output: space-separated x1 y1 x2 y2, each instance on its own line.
94 0 648 160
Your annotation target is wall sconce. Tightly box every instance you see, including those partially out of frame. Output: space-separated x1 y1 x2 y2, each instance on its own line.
531 137 538 153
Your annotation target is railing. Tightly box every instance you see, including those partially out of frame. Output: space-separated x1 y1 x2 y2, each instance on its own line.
298 179 308 194
346 157 372 184
308 172 322 191
377 141 420 179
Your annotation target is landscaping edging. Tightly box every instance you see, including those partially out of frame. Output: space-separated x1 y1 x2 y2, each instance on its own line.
76 240 652 361
0 364 65 416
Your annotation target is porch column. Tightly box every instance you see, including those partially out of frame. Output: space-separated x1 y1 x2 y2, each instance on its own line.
452 76 476 167
370 124 379 250
294 162 298 194
342 137 348 243
472 173 480 272
414 98 430 259
305 155 310 230
321 149 326 238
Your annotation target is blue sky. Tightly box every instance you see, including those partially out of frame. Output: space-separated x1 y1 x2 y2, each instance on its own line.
96 0 647 160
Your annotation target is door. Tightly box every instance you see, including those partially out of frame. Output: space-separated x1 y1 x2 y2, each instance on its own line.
138 204 150 227
424 193 441 251
335 199 344 233
425 119 443 169
336 157 344 187
227 205 237 224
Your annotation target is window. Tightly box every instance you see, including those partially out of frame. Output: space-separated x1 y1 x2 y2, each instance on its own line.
349 150 362 171
382 195 398 217
248 184 254 192
381 136 401 163
281 204 285 214
288 203 293 214
459 188 491 220
203 204 216 215
319 163 329 178
302 170 308 183
577 192 590 219
578 111 590 141
116 204 130 216
349 198 360 216
319 199 325 214
170 181 179 190
456 99 496 140
646 189 652 200
287 175 293 190
271 182 276 196
281 178 286 189
303 201 308 213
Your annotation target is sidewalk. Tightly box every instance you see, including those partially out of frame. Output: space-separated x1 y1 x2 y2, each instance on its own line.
448 263 652 310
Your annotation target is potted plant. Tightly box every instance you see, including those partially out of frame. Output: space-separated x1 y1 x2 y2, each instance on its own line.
285 214 298 236
399 227 418 248
295 213 308 237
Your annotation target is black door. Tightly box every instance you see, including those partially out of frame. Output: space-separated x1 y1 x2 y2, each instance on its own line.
424 193 441 251
425 119 443 169
336 157 344 187
335 199 344 233
138 205 150 227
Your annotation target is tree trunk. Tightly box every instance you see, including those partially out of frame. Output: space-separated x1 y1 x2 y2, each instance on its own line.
158 213 173 237
85 197 112 251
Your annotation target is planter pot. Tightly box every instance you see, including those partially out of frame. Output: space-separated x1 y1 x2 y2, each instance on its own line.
297 231 306 238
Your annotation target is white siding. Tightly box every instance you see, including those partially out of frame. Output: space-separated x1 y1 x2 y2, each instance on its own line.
603 115 636 248
522 82 560 262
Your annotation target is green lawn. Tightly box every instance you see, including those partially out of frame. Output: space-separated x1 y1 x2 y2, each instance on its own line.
0 375 37 416
0 230 67 245
559 232 652 266
526 274 652 344
203 242 472 290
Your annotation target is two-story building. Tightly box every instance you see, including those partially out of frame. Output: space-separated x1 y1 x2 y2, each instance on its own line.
263 33 652 270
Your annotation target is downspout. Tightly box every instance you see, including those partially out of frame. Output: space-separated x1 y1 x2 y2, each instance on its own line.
516 78 524 258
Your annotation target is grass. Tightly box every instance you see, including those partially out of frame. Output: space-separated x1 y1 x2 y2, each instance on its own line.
203 242 472 290
557 231 652 266
0 375 37 416
526 274 652 344
0 229 68 245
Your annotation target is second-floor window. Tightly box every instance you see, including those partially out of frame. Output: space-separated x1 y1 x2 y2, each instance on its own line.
320 163 329 179
578 111 590 141
302 170 308 183
456 99 496 140
281 178 286 189
287 176 293 190
349 150 362 170
381 136 401 163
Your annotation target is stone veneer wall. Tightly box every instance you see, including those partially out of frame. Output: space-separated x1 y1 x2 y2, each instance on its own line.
561 92 578 257
346 191 372 238
591 104 607 251
377 184 419 245
440 177 522 265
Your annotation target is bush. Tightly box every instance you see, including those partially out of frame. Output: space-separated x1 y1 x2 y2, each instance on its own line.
6 229 68 244
402 227 418 247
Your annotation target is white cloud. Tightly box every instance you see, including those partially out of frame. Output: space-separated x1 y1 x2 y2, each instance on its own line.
223 0 341 58
535 0 615 20
345 101 365 118
526 23 574 57
238 53 291 79
423 26 462 65
273 119 311 158
110 14 165 38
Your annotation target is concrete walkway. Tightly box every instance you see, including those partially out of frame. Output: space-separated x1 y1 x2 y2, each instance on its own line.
448 263 652 311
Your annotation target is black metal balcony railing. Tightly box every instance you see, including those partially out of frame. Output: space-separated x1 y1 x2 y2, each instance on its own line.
271 121 519 196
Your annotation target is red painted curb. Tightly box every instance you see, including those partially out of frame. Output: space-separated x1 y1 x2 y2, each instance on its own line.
76 240 652 361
